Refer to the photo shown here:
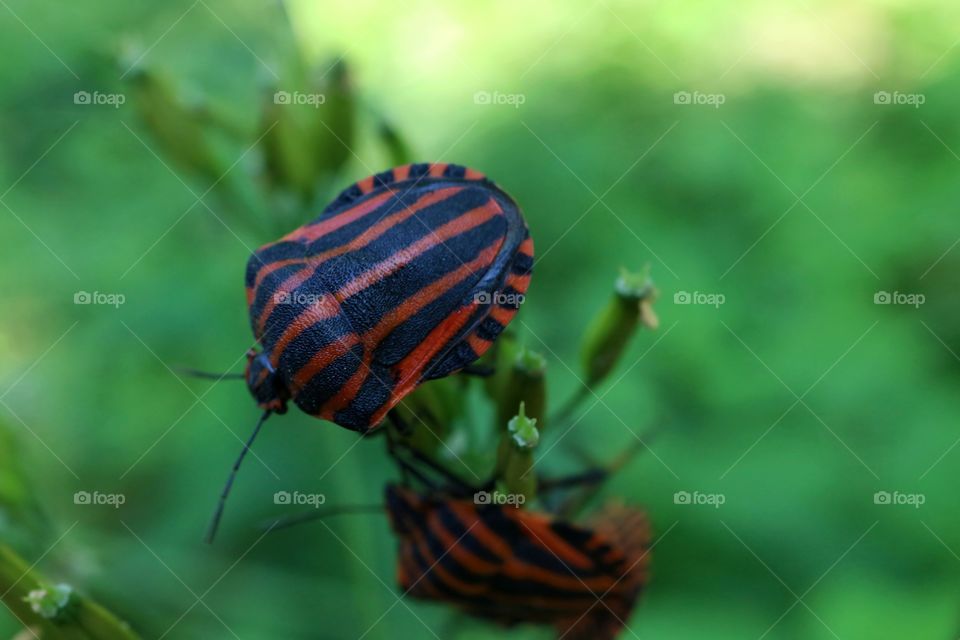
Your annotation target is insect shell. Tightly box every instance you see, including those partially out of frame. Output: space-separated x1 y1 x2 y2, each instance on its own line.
385 485 650 640
244 163 533 432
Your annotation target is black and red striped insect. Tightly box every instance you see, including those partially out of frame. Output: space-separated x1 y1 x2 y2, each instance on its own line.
245 162 532 430
386 484 650 640
205 163 532 542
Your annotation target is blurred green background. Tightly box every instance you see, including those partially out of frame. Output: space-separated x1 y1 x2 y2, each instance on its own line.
2 0 960 638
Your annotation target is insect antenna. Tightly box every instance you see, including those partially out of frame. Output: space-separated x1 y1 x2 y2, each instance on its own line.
262 504 384 532
176 367 245 381
204 410 272 544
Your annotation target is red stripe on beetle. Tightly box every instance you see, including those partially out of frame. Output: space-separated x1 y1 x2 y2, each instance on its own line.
314 243 501 416
285 190 395 243
357 175 375 194
249 190 398 290
335 198 503 301
271 197 503 371
370 303 479 426
252 186 462 297
256 186 465 336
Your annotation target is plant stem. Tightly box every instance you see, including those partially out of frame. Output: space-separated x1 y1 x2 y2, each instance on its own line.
0 543 141 640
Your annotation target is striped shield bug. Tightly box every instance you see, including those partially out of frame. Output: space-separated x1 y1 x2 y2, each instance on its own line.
204 163 533 542
374 420 651 638
264 453 650 639
386 484 650 640
262 429 651 638
246 162 533 430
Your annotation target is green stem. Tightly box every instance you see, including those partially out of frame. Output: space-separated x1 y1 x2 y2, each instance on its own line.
0 544 141 640
0 544 54 636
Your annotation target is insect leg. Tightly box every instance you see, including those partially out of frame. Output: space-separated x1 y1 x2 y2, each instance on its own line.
386 411 476 493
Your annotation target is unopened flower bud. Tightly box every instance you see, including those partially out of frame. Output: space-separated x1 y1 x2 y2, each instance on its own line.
495 403 539 503
580 267 658 387
24 583 72 619
496 345 547 432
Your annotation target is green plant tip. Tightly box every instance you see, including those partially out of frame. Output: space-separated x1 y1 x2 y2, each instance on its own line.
615 266 654 300
508 402 540 448
24 583 72 619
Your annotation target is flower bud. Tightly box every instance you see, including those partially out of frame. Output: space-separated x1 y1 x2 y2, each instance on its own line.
580 267 658 387
24 583 72 619
496 345 547 432
495 402 539 503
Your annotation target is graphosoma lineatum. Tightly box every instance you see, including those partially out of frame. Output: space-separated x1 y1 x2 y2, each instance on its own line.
205 163 532 543
245 162 533 432
385 485 650 640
